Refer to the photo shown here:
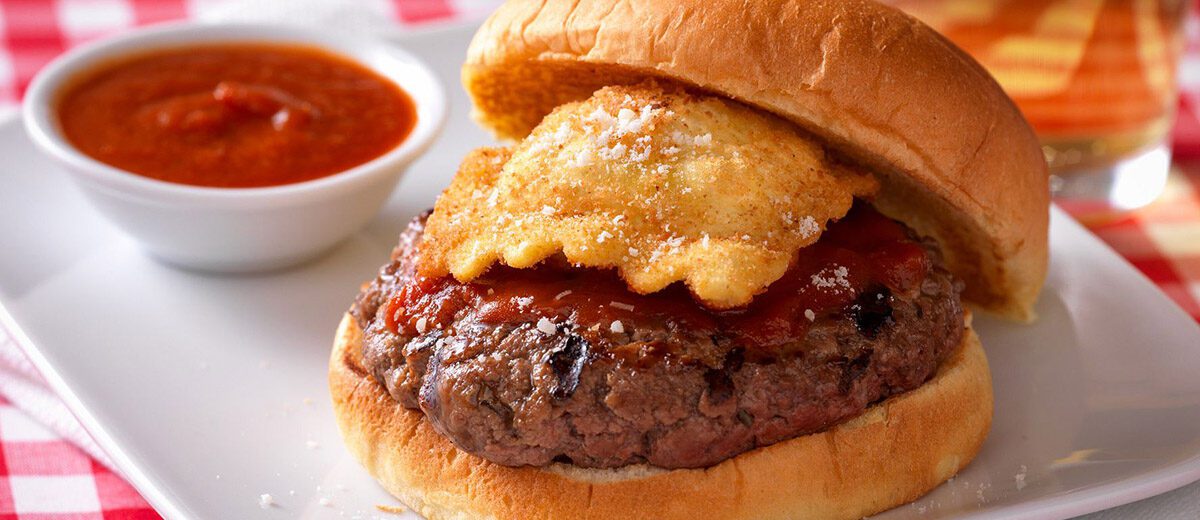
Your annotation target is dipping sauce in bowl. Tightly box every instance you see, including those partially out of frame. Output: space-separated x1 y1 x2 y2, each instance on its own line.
24 22 445 272
57 44 417 188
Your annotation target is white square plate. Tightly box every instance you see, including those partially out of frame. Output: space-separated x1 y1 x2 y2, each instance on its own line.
1 24 1199 520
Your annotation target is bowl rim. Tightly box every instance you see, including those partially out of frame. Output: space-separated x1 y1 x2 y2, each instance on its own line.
21 20 447 209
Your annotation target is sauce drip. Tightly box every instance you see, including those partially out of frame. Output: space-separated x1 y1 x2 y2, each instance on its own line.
57 44 417 188
385 204 932 351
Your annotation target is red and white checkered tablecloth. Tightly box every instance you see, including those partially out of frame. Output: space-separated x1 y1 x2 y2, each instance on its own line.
1 1 1200 519
1061 163 1200 320
0 394 153 520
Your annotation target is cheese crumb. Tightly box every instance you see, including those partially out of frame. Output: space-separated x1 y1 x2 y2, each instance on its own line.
810 265 851 291
554 290 573 300
629 144 652 162
804 309 816 321
258 494 275 509
609 301 635 311
415 317 428 334
536 317 556 335
541 205 557 216
568 148 593 167
599 142 628 160
610 320 625 333
796 216 819 238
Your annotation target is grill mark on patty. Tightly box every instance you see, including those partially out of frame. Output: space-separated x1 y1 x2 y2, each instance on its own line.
838 352 873 394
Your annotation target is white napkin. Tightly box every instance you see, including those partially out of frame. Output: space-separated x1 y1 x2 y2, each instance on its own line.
0 333 114 467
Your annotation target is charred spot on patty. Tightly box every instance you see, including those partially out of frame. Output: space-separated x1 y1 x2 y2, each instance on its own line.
851 285 895 339
355 203 965 469
546 332 590 401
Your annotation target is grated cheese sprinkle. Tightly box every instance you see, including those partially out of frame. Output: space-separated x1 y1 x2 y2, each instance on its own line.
810 265 851 291
796 215 819 239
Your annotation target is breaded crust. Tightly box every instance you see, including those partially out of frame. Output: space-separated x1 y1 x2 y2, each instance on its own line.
420 84 877 308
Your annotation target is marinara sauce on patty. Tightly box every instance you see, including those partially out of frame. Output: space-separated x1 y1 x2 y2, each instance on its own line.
353 202 964 469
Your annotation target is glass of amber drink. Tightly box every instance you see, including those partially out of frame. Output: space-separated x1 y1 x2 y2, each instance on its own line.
885 0 1189 209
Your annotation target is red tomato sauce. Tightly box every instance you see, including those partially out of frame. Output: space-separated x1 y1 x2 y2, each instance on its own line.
57 44 417 188
384 203 932 353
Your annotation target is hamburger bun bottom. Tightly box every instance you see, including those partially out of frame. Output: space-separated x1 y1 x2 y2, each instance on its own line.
330 312 992 520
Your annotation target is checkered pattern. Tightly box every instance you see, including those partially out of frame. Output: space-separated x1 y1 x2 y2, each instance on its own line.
0 395 159 520
0 0 1199 518
1060 165 1200 321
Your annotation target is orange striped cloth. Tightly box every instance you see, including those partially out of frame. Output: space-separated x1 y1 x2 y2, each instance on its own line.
889 0 1185 139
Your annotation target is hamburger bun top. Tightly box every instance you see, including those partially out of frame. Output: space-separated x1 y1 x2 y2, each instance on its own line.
462 0 1049 321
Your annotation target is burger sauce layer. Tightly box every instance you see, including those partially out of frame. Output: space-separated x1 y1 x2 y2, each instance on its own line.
354 203 964 468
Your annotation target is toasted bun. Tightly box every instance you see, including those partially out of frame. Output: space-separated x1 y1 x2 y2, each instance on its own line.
463 0 1049 321
330 313 992 520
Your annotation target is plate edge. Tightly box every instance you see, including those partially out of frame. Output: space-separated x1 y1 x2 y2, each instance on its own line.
0 299 191 520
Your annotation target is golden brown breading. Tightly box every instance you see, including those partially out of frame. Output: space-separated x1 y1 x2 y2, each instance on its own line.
420 84 877 308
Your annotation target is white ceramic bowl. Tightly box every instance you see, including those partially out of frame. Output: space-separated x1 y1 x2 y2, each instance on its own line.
23 22 446 272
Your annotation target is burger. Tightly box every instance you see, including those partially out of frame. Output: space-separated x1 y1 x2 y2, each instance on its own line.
329 0 1049 518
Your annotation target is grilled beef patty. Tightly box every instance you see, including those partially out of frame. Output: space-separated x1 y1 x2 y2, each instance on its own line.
353 206 964 469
